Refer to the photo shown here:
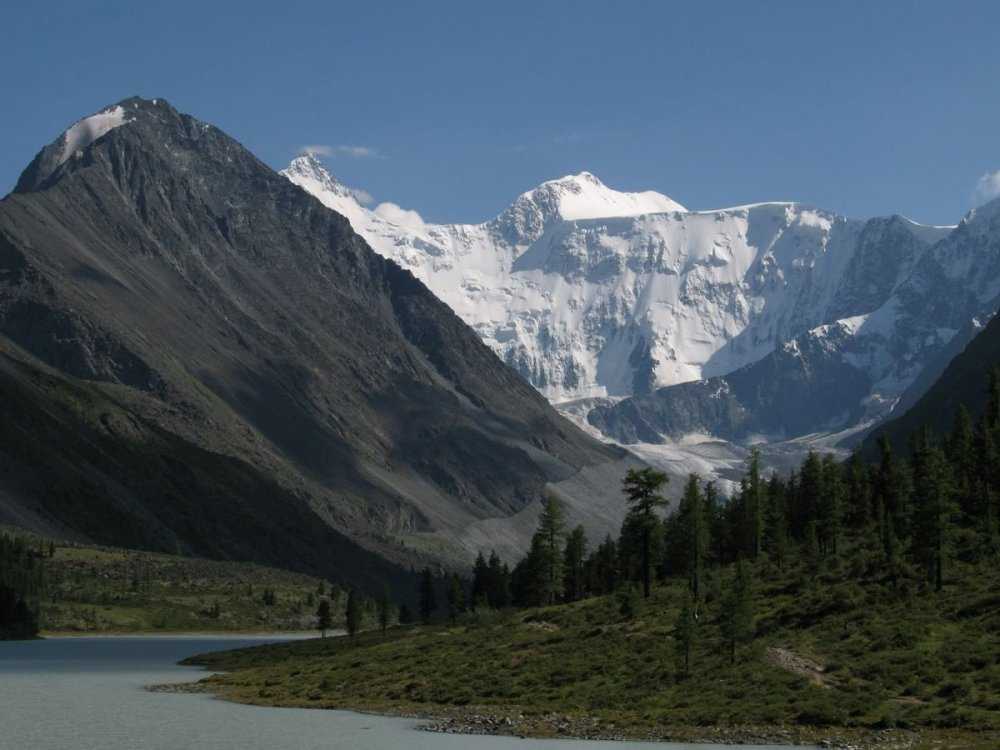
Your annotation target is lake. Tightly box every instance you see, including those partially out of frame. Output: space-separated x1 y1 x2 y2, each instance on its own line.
0 635 802 750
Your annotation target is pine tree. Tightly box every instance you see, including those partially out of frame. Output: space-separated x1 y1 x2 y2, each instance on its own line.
721 559 754 664
418 568 437 623
492 555 512 608
622 467 668 598
763 474 789 570
471 551 489 608
345 589 362 637
377 586 392 633
398 603 414 625
446 573 465 623
562 525 588 602
674 593 696 676
677 474 708 597
745 449 765 559
949 405 976 519
316 598 332 638
536 493 566 604
820 455 844 559
911 438 955 591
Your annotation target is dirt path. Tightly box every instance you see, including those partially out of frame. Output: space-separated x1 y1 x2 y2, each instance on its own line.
766 646 832 688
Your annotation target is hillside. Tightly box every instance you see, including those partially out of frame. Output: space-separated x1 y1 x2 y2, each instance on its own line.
2 529 334 634
865 313 1000 455
0 97 631 585
184 552 1000 749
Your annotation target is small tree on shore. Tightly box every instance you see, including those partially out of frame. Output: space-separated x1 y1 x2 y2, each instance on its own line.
345 589 361 637
316 599 332 638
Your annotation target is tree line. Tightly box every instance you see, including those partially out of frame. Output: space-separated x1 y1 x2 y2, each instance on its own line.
0 534 46 639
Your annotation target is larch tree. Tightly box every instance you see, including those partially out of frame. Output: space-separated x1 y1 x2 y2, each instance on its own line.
622 467 668 598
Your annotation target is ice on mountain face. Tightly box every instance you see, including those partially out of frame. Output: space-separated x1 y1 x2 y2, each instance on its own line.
58 106 130 166
284 158 970 425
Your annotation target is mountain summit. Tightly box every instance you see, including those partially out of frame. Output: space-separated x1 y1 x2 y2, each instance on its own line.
0 98 632 583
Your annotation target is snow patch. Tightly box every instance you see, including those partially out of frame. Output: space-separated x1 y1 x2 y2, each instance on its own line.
59 106 130 166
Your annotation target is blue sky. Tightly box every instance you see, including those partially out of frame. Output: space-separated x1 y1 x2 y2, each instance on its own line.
3 1 999 225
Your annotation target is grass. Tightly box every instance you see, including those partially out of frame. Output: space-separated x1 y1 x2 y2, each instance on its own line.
183 552 1000 748
16 533 336 634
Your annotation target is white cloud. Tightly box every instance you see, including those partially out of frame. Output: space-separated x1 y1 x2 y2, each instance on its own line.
974 170 1000 206
301 144 333 157
350 188 374 206
299 144 381 159
374 201 425 228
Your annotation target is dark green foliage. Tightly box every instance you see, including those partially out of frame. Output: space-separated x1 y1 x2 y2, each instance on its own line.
446 574 465 623
345 589 362 637
562 526 587 603
377 587 392 633
418 568 436 624
674 592 696 676
0 534 43 639
622 467 668 598
316 599 332 637
721 559 754 664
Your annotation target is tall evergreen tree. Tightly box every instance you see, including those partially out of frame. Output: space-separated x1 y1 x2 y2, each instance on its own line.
562 525 588 602
345 589 362 637
470 551 489 608
674 593 696 675
377 586 392 633
820 454 844 559
744 448 765 559
622 467 668 598
763 474 789 570
536 493 566 605
418 568 437 624
316 598 332 637
911 437 955 591
677 474 708 597
721 559 754 664
446 573 465 623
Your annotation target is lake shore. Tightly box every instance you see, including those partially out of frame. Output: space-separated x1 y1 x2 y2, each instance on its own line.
150 677 920 749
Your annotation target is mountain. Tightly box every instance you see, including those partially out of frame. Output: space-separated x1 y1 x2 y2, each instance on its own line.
863 291 1000 454
591 198 1000 448
0 98 633 586
285 156 984 453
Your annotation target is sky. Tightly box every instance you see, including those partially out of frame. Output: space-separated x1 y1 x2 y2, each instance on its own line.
2 1 999 226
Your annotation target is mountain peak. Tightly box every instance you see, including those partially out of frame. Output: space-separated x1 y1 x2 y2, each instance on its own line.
14 97 178 193
516 170 687 222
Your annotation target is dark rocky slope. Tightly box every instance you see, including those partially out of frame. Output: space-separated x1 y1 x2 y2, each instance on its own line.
0 98 627 585
863 312 1000 455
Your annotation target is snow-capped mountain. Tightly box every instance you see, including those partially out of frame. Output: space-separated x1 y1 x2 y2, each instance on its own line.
283 155 955 415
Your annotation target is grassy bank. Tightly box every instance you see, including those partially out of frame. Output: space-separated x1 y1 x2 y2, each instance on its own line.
14 534 335 634
183 555 1000 749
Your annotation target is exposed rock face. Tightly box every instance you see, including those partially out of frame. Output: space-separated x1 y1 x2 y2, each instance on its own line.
285 156 959 417
0 98 630 583
587 201 1000 446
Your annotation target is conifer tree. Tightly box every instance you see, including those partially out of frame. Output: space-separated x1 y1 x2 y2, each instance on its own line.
316 598 332 638
721 559 754 664
820 454 844 559
345 589 362 637
674 593 696 675
562 525 588 602
911 438 955 591
377 586 392 633
677 474 708 597
446 573 465 622
536 493 566 605
745 449 765 559
622 467 668 598
418 568 437 623
471 551 489 608
763 474 789 570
